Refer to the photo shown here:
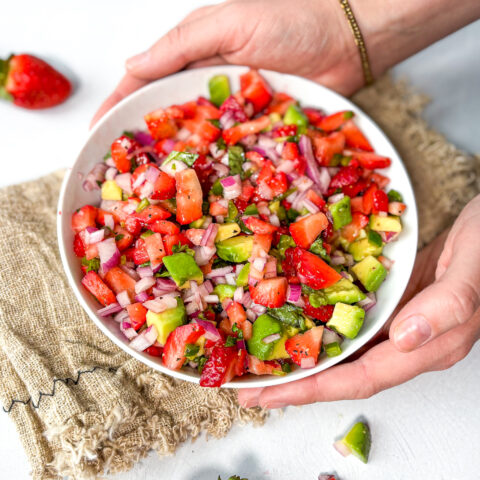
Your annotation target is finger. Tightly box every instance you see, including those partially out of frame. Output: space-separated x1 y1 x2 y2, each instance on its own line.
185 56 227 70
390 222 480 352
239 313 478 409
125 4 241 79
90 74 148 127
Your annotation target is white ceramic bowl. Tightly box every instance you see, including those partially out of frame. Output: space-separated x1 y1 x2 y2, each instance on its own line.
58 66 418 388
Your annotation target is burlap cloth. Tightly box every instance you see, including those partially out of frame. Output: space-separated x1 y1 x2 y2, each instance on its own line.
1 76 479 480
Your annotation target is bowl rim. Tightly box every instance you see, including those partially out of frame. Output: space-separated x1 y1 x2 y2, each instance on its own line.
57 65 418 388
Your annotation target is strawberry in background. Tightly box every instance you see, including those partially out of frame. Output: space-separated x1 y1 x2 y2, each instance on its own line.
0 54 71 109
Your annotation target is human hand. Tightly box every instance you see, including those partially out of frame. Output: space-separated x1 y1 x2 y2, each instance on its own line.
91 0 363 125
239 195 480 408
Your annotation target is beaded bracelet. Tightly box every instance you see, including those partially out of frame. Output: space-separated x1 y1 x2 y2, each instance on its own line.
338 0 374 85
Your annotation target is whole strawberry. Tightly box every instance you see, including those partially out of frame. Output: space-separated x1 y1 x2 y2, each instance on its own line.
0 54 71 109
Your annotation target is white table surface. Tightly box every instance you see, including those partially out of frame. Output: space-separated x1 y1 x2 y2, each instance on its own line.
1 2 479 479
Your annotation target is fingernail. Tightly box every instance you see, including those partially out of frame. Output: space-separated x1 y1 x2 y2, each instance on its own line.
261 400 287 410
394 315 431 351
126 51 150 70
239 391 261 408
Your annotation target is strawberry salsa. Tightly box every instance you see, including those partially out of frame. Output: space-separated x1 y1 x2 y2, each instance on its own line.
73 70 406 387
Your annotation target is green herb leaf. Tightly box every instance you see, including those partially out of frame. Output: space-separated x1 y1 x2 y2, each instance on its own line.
244 204 259 216
367 229 383 247
277 235 296 259
208 118 221 128
138 261 151 267
122 130 135 139
103 151 112 160
185 343 200 358
164 150 199 167
231 323 244 339
140 230 154 239
267 304 306 328
114 234 125 242
309 238 330 261
226 201 239 223
210 178 224 196
81 257 100 273
216 137 227 150
281 363 292 373
172 243 195 256
197 356 207 373
286 208 300 223
136 198 150 213
228 145 245 175
387 189 403 202
225 336 237 347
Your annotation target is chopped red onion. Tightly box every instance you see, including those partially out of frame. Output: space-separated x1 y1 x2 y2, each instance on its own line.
257 202 271 217
234 287 244 303
119 264 140 280
330 254 346 266
194 245 216 266
97 302 122 317
206 266 234 278
161 158 188 176
257 181 274 200
212 276 226 285
340 270 353 281
84 228 104 245
116 291 131 308
379 255 394 270
276 159 295 174
143 295 178 313
134 131 155 146
287 284 302 303
222 297 233 311
138 181 154 199
145 166 160 184
215 215 225 224
300 357 316 369
114 309 129 324
240 134 258 147
299 135 331 194
135 276 156 294
380 231 399 243
212 163 229 177
358 292 377 312
194 319 222 342
160 138 175 155
209 142 226 160
344 254 354 267
323 328 342 345
328 193 345 204
220 110 236 130
129 325 157 352
303 198 320 214
264 258 277 279
98 238 120 272
132 171 146 190
120 321 138 340
204 294 220 304
251 304 267 315
291 191 307 211
242 291 253 308
82 163 108 192
292 176 314 192
204 280 214 294
269 214 280 227
262 333 281 344
242 161 253 172
200 223 219 248
156 278 177 290
105 167 117 181
246 308 257 322
137 265 154 278
103 214 114 231
134 291 149 303
225 273 236 286
333 440 351 457
105 157 116 168
252 257 267 272
221 174 242 200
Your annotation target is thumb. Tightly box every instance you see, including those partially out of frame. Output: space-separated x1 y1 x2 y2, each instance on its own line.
125 3 243 80
390 230 480 352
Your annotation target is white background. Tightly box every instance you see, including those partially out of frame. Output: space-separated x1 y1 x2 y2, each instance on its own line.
1 2 480 479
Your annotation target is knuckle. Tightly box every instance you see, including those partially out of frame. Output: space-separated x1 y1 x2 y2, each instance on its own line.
449 280 479 326
354 360 379 399
439 339 473 370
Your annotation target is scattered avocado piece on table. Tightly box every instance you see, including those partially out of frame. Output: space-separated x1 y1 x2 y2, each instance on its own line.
336 421 372 463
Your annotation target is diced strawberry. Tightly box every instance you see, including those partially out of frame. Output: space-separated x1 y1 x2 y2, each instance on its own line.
175 169 203 225
135 205 172 225
249 277 288 308
144 108 178 140
124 215 142 236
209 200 228 217
240 69 273 113
285 326 324 367
303 107 325 127
81 271 116 306
113 225 134 251
342 178 368 198
223 115 271 145
144 232 166 267
287 247 342 290
340 212 369 242
312 131 346 166
388 202 407 216
163 233 192 256
110 135 139 173
303 298 335 322
273 124 297 138
150 220 180 235
289 212 328 249
252 233 272 257
341 119 373 151
220 95 248 122
234 348 248 377
318 110 354 131
135 152 151 166
73 233 86 257
104 201 130 224
126 303 148 330
145 345 164 357
321 218 334 241
362 183 378 215
71 205 97 234
247 355 282 375
184 228 205 246
151 171 176 200
163 324 205 371
344 149 391 169
104 266 137 298
245 150 267 168
266 92 295 115
199 345 241 387
282 141 300 161
369 173 390 189
329 166 361 191
243 217 278 235
372 190 389 214
132 238 150 265
306 189 326 209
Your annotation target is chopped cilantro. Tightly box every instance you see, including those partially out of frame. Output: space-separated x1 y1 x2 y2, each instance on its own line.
225 336 237 347
136 198 150 213
122 130 135 139
268 304 306 328
185 343 200 357
286 208 300 223
281 363 292 373
243 204 258 216
138 261 151 267
216 137 227 150
231 323 244 339
226 201 238 223
197 356 208 373
276 235 296 259
81 257 100 273
210 178 224 196
103 151 111 160
172 243 195 256
387 189 403 202
140 230 154 239
208 118 221 128
367 229 383 247
114 234 125 242
309 238 330 261
164 150 199 167
228 145 245 175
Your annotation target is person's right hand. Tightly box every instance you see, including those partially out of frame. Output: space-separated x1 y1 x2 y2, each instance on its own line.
92 0 363 125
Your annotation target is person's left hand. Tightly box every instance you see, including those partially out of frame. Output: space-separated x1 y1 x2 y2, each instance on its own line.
239 196 480 409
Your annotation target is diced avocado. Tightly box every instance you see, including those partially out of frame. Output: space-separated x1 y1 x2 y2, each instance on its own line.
216 223 241 242
269 112 282 124
247 314 282 360
284 325 300 337
304 317 315 329
327 303 365 339
352 255 387 292
216 235 253 263
266 333 290 360
323 278 366 304
208 74 231 107
189 216 206 228
244 204 259 216
339 421 371 463
370 214 402 232
163 253 204 288
367 229 383 247
101 180 123 200
329 196 352 230
146 299 186 345
236 263 251 287
283 104 308 128
213 284 237 302
348 238 383 262
324 342 342 357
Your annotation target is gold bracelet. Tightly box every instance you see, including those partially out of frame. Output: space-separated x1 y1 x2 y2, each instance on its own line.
338 0 374 85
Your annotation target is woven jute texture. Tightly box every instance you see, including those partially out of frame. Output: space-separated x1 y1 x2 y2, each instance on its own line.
0 76 479 480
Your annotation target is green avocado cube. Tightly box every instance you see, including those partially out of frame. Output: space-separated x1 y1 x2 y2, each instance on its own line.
163 253 204 288
348 237 383 262
283 104 308 128
329 196 352 230
324 341 342 357
351 255 387 292
247 314 283 360
208 74 231 107
370 214 402 232
327 303 365 339
236 263 251 287
323 278 366 304
216 235 254 263
339 421 372 463
146 299 186 345
213 284 237 302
